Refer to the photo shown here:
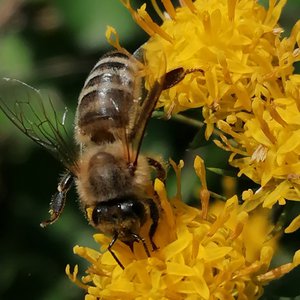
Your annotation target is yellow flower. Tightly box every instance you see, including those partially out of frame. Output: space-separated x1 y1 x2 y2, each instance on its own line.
118 0 300 212
65 1 300 298
122 0 299 116
67 158 300 299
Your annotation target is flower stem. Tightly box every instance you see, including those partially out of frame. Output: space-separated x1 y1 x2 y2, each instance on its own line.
152 111 224 138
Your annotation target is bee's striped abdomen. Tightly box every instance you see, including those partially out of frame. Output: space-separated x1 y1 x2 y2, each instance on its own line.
76 51 141 144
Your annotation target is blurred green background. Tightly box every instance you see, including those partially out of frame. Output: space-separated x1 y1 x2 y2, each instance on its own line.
0 0 299 299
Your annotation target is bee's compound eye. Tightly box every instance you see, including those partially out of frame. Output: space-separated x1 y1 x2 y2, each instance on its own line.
91 205 106 225
120 200 145 217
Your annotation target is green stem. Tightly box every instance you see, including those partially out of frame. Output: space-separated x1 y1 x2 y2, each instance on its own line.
152 111 224 139
209 190 227 201
153 110 204 126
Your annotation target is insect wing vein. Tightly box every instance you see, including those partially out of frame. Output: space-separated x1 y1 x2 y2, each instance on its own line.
0 78 78 173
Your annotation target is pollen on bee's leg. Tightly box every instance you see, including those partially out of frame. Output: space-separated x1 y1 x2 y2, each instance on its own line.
40 209 59 228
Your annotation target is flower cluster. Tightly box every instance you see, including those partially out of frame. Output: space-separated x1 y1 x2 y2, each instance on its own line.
67 158 300 299
119 0 300 214
67 0 300 298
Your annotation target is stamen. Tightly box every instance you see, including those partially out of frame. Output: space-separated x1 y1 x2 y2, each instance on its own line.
137 5 173 43
151 0 166 21
105 26 132 57
194 156 210 219
120 0 156 36
253 100 276 144
229 212 248 240
285 214 300 233
218 54 232 84
162 0 176 19
251 145 267 163
169 159 184 200
227 0 237 21
268 105 287 127
257 249 300 282
201 11 211 34
66 265 89 290
180 0 197 13
121 0 173 43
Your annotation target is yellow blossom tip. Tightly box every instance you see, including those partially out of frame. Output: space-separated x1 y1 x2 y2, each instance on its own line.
161 0 176 19
194 156 207 189
66 264 89 290
285 214 300 233
257 252 299 283
181 0 197 13
154 177 164 192
227 0 237 21
105 26 131 57
293 250 300 266
150 0 165 21
169 159 184 200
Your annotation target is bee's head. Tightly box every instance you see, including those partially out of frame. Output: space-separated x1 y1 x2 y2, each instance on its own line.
90 195 147 242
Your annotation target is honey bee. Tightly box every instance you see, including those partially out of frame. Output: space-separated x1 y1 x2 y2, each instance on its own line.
0 48 186 269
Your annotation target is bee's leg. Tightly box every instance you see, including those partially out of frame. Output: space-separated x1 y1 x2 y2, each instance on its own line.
162 67 186 90
147 157 166 183
162 67 204 90
162 67 204 118
146 157 165 251
147 198 159 251
108 234 125 270
128 233 151 257
124 240 135 253
40 171 73 228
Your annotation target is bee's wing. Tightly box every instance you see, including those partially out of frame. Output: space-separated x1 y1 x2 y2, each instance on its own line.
127 47 166 165
0 78 78 174
127 47 187 165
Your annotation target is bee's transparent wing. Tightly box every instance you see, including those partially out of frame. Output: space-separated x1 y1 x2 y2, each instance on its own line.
0 78 78 173
128 47 166 164
128 47 187 165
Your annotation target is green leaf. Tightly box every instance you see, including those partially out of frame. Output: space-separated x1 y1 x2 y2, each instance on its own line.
0 34 33 78
189 127 211 149
53 0 140 49
207 167 238 177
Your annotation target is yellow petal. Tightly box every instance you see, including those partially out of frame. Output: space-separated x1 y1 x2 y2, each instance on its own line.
285 214 300 233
